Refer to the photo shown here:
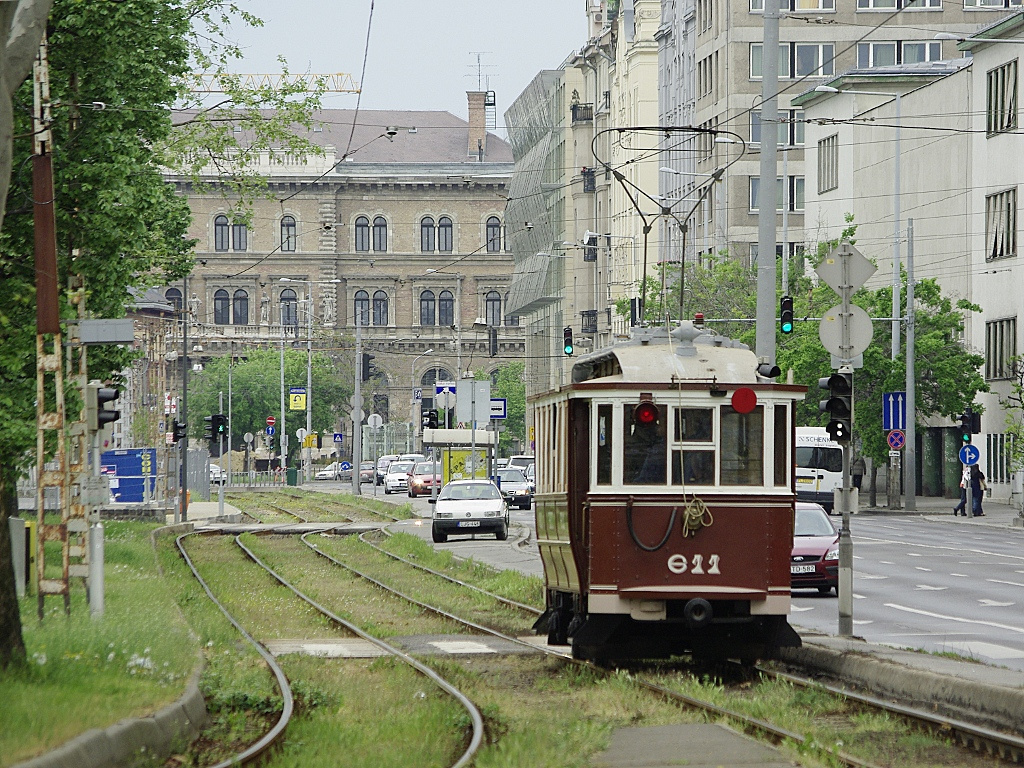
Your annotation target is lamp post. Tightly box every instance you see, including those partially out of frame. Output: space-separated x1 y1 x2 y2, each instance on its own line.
411 349 433 450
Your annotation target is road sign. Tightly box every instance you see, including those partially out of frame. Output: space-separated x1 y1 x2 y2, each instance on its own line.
244 431 254 444
816 243 876 365
413 387 423 403
819 304 873 360
959 444 980 466
436 382 457 396
266 426 275 436
367 413 383 429
457 380 491 424
296 428 307 440
816 242 876 295
340 461 351 471
887 429 906 450
333 432 344 443
267 416 276 426
883 391 907 431
490 398 507 420
289 387 306 410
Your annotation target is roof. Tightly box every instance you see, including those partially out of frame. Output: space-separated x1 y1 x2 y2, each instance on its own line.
956 11 1024 51
792 60 969 107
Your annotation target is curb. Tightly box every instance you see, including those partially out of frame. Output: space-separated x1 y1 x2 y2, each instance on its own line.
780 641 1024 734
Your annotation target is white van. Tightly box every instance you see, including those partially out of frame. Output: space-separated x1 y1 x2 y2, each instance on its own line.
795 427 844 512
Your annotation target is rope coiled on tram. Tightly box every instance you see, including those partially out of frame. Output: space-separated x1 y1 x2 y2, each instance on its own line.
680 494 713 537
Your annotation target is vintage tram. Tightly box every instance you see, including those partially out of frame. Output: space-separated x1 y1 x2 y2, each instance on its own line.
531 323 807 662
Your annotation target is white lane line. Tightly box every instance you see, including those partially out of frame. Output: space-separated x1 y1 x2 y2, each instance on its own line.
853 620 874 625
856 536 1024 563
950 573 969 577
988 578 1024 588
885 603 1024 635
853 593 866 599
979 599 1015 607
906 553 922 557
879 561 895 565
914 566 932 571
857 574 888 580
915 585 947 591
790 605 815 612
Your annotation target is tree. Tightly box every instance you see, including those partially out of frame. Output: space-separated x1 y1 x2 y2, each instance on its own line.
488 362 526 454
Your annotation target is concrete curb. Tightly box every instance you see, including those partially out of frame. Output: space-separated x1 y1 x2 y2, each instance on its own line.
12 671 207 768
780 640 1024 734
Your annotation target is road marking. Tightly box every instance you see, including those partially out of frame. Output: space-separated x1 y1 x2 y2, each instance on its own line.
879 561 895 565
885 603 1024 635
979 599 1015 607
915 584 947 591
853 619 873 625
950 573 969 577
853 593 866 599
857 574 888 580
914 566 932 571
856 535 1024 563
790 605 815 612
906 552 922 557
428 640 495 654
988 578 1024 588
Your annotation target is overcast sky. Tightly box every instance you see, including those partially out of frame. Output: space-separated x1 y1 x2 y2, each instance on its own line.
224 1 587 129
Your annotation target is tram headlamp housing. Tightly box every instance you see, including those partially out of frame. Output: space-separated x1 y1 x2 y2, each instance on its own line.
634 401 659 425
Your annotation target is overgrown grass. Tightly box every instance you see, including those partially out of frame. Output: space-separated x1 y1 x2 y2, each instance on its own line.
0 523 199 766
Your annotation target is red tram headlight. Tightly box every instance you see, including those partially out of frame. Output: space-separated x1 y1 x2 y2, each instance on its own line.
634 401 659 425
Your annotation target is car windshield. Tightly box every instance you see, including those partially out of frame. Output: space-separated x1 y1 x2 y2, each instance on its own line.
795 506 836 536
388 462 413 474
497 469 526 483
439 483 501 501
413 462 435 474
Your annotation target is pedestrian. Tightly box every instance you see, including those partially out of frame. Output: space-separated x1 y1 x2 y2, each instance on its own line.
851 455 866 490
971 465 986 517
953 467 969 516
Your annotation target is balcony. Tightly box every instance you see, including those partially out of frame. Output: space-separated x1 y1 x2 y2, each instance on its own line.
582 167 596 193
581 310 598 335
571 103 594 124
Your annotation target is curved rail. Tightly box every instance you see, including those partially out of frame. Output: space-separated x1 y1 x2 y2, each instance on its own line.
234 534 484 768
175 532 295 768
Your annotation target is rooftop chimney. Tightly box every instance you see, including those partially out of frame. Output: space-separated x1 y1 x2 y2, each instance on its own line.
467 91 487 162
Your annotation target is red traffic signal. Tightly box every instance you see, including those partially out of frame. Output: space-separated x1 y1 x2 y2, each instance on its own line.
634 401 659 425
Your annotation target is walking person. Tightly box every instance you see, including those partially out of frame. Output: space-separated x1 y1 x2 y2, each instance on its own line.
971 465 986 517
953 467 969 516
851 455 866 490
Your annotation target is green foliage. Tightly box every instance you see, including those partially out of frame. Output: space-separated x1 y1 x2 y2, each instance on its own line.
487 361 526 453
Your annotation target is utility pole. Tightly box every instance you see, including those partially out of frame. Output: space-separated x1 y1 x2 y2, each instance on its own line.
905 219 916 511
351 320 363 496
755 0 780 369
180 274 189 523
218 391 225 517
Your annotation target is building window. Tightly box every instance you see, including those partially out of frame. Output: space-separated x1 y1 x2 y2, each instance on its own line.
420 290 436 326
987 60 1018 135
965 0 1020 7
754 0 835 8
372 290 388 325
795 43 835 77
355 216 370 252
985 317 1016 380
751 44 790 78
486 216 502 253
818 134 839 194
504 292 520 327
420 216 435 252
749 176 805 211
439 290 454 327
214 215 229 251
750 109 805 146
859 0 940 8
231 222 247 251
232 290 249 325
213 289 230 325
354 290 370 326
986 187 1017 261
987 433 1014 485
857 41 941 68
165 288 182 312
438 216 453 252
485 290 501 327
280 289 298 329
372 216 387 252
281 216 296 252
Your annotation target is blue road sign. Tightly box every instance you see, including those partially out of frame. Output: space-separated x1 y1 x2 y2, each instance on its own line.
436 382 457 396
340 461 352 471
959 444 980 466
266 426 276 436
883 391 906 431
333 432 344 443
887 429 906 450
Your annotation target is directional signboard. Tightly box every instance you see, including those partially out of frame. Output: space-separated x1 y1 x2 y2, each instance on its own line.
289 387 306 410
883 391 906 431
490 398 507 420
959 444 980 466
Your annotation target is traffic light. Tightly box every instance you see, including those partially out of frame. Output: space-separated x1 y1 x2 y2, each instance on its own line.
361 352 375 382
203 415 215 441
213 414 227 436
85 381 120 432
818 371 853 443
172 419 187 443
563 326 574 356
426 409 439 429
780 295 794 334
489 327 498 357
960 409 974 444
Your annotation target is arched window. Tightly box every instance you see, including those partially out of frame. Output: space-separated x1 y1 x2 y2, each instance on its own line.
372 216 387 251
486 216 502 253
485 290 501 327
420 216 435 252
214 215 229 251
355 216 370 252
420 290 435 326
438 290 454 327
504 292 519 327
373 290 389 325
232 222 247 251
281 216 296 252
165 288 182 312
213 289 230 325
438 216 453 252
233 289 249 325
280 288 298 329
420 367 455 412
354 290 370 326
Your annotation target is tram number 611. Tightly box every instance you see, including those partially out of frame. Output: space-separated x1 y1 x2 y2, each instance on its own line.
667 553 721 575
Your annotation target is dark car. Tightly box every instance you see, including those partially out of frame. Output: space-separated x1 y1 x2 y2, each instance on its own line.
359 460 376 484
407 461 442 497
495 467 532 509
430 480 509 543
791 502 839 595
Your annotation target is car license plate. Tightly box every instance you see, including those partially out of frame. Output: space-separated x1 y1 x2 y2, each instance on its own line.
791 564 816 574
796 477 813 484
458 521 480 528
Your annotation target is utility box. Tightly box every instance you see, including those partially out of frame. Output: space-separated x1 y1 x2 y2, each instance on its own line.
8 518 28 598
286 467 298 486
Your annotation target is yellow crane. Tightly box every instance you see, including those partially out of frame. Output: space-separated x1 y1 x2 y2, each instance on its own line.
195 72 359 93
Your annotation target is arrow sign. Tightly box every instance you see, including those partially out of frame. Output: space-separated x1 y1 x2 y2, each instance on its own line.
959 445 980 466
883 391 906 431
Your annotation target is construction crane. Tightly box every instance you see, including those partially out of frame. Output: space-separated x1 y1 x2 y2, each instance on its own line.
195 72 360 93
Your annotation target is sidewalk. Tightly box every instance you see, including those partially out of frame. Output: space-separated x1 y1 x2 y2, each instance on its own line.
858 492 1024 528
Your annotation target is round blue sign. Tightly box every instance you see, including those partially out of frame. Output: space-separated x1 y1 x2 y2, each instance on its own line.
959 444 980 466
266 426 275 436
340 461 352 471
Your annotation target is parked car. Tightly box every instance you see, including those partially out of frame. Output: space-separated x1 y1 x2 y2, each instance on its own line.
376 454 399 485
507 455 534 471
209 464 226 485
430 479 509 543
791 502 840 595
407 461 442 497
359 460 376 484
315 462 342 480
398 453 426 463
495 467 532 509
383 460 415 494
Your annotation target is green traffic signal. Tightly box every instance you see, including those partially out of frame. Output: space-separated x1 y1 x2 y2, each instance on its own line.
780 295 794 334
563 326 574 356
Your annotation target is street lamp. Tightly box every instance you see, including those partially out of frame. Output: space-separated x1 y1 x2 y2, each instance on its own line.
411 349 433 448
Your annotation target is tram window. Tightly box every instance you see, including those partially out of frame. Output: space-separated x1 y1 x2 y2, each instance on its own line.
597 405 612 485
623 403 667 485
774 405 789 487
720 406 764 485
674 408 713 442
672 450 715 485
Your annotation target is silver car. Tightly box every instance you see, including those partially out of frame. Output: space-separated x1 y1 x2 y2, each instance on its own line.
495 467 532 509
383 460 415 494
430 480 509 543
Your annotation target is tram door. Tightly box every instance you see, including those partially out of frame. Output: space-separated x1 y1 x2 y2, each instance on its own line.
568 399 591 585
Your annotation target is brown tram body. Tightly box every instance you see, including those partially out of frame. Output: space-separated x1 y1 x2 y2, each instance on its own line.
531 325 807 662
